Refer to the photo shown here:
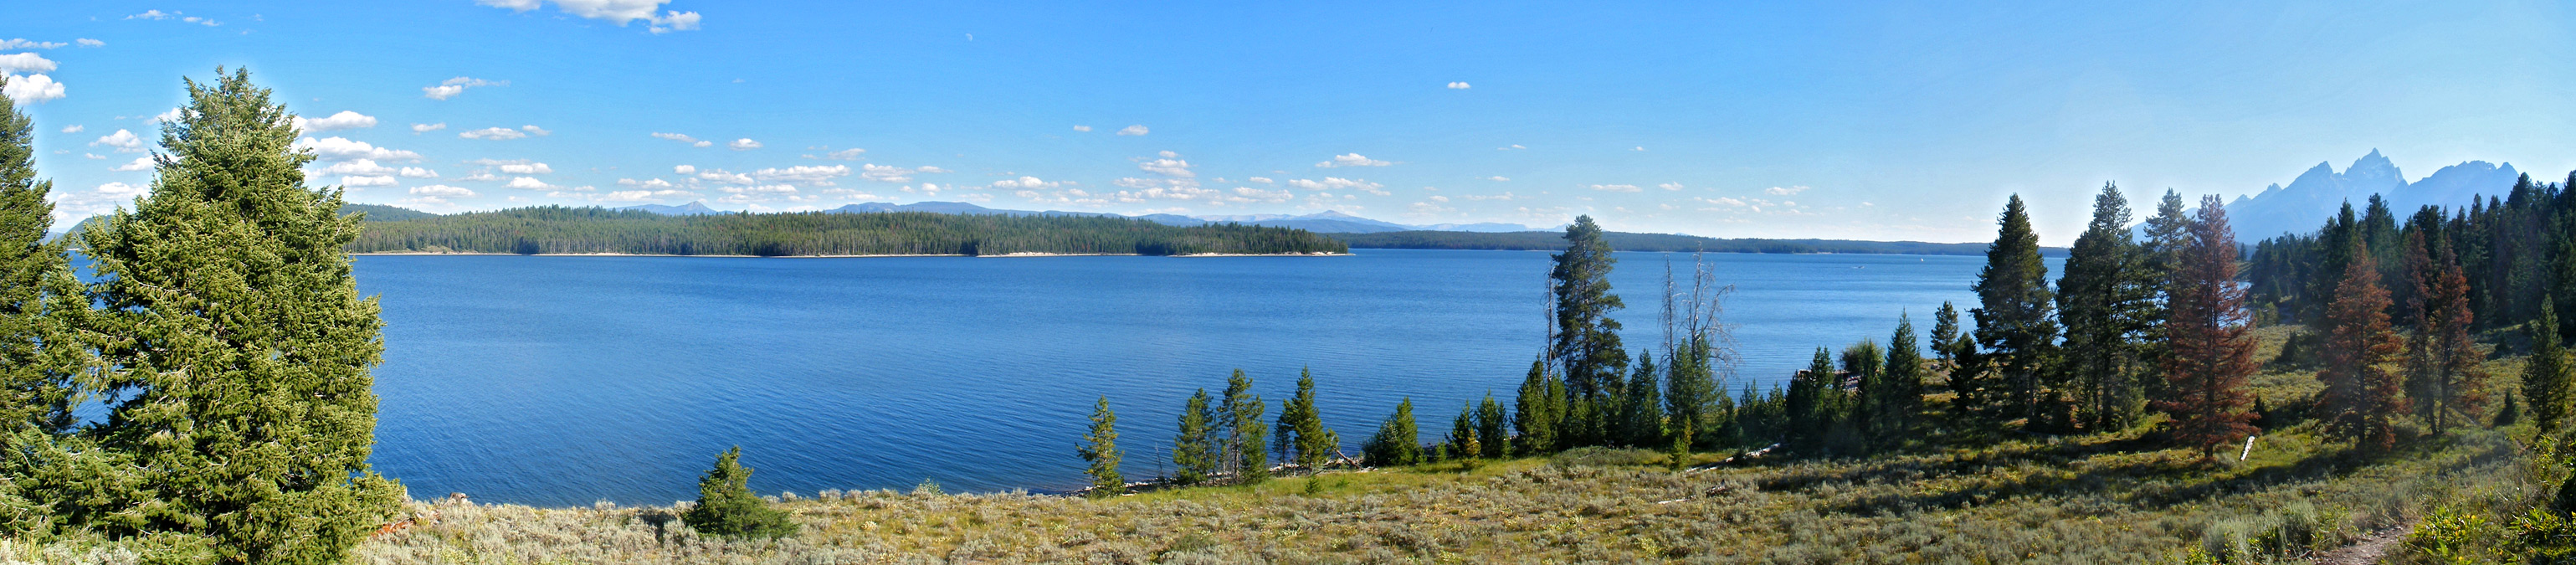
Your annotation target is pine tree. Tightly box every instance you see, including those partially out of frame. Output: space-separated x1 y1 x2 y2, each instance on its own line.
1276 368 1337 473
2528 299 2573 435
2157 195 2260 456
1550 215 1628 400
2408 238 2486 434
1079 396 1124 496
1512 358 1563 455
1873 313 1927 443
2317 239 2403 451
1785 347 1836 454
1447 403 1480 458
1663 333 1719 451
1362 398 1421 466
0 74 87 435
1840 340 1884 434
1173 389 1219 484
82 69 402 562
1616 350 1665 447
2056 182 2155 432
1968 195 2061 429
1932 301 1966 366
1219 370 1268 481
2495 392 2521 429
681 446 797 539
1475 394 1506 459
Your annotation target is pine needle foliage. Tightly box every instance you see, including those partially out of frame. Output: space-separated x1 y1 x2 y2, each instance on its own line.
681 447 796 539
80 68 402 564
1079 396 1123 496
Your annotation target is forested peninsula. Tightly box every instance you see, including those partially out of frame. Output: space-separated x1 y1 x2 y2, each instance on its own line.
1328 229 2066 256
338 205 1350 256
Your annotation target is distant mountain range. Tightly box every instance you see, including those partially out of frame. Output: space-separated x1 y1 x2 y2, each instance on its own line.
2218 149 2523 241
609 200 1542 234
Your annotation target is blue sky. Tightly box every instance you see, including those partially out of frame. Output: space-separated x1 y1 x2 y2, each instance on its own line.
6 1 2573 244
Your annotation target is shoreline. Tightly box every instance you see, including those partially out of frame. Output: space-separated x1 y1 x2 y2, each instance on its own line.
350 251 1352 258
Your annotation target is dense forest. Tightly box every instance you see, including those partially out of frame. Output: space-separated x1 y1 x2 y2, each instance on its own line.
1330 229 2064 256
340 206 1349 256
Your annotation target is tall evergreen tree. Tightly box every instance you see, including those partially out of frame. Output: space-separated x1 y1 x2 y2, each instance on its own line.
2529 299 2573 436
1275 368 1337 473
1840 340 1885 438
2157 196 2261 456
1079 396 1124 496
1663 334 1719 451
1448 403 1480 458
1362 398 1421 466
1173 389 1219 484
1549 215 1628 400
1615 350 1665 447
1512 358 1563 455
81 69 402 562
1785 347 1837 454
1475 394 1507 459
1872 313 1927 443
2407 238 2486 434
682 447 797 539
1219 370 1268 481
2056 182 2156 432
1968 195 2061 429
2317 239 2404 451
0 75 88 436
1931 301 1963 366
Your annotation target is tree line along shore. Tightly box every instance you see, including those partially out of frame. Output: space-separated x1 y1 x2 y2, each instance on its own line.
0 69 2569 562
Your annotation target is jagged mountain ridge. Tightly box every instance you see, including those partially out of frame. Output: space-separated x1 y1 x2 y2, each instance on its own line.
2220 149 2520 240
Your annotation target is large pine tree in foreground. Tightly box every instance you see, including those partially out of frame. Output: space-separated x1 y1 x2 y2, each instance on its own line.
2157 196 2260 456
1967 195 2060 429
1079 396 1124 496
2316 239 2403 451
2056 183 2155 432
0 76 88 435
80 69 401 563
2529 300 2573 435
2405 236 2486 435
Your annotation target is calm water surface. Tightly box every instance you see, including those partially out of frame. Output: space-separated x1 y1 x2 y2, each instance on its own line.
359 249 2024 506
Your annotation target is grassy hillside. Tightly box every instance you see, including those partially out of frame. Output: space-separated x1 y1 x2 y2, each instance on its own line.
0 326 2498 564
1331 230 2070 257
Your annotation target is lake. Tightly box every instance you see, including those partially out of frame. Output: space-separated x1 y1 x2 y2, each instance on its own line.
359 249 2021 506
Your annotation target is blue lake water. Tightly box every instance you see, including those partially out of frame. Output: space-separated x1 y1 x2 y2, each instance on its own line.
357 249 2024 506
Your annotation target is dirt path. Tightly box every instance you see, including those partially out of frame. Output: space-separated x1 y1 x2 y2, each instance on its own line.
2312 525 2410 565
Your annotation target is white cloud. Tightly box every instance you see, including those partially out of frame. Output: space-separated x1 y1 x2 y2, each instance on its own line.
477 0 704 33
990 176 1058 189
617 177 674 187
1071 125 1092 132
90 130 144 152
727 138 761 151
2 74 64 103
293 110 377 131
0 54 58 74
590 189 695 203
74 39 103 48
410 185 478 198
152 108 186 123
1285 177 1382 193
520 125 552 136
58 125 81 133
342 175 397 187
398 167 439 178
695 168 752 184
1486 176 1510 182
1465 192 1516 201
411 122 446 133
859 163 942 182
1138 157 1193 178
1232 187 1291 203
1657 182 1685 191
110 157 153 172
1316 153 1393 168
650 132 704 145
673 165 696 174
1498 144 1526 151
750 165 850 185
499 162 553 174
295 136 423 162
459 126 527 140
719 183 798 195
423 77 505 100
459 172 501 182
1633 146 1646 152
1764 186 1810 196
1588 184 1642 193
0 39 68 50
813 148 863 160
81 153 101 160
96 182 146 198
504 177 553 189
1446 81 1470 90
1247 177 1273 184
1115 125 1148 136
126 10 220 25
323 159 394 175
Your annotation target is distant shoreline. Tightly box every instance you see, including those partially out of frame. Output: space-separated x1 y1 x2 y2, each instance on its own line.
348 251 1352 258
